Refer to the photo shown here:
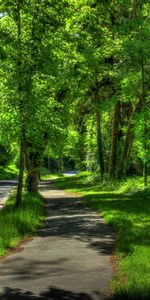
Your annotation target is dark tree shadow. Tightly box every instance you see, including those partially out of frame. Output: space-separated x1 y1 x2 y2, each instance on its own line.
0 180 18 187
3 284 150 300
37 182 115 257
106 288 150 300
84 191 150 250
0 287 100 300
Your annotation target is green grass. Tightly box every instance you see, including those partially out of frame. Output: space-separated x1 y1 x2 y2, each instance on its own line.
0 192 44 256
0 164 18 180
54 173 150 300
40 167 64 180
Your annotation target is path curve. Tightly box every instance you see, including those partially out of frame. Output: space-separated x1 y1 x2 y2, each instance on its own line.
0 180 115 300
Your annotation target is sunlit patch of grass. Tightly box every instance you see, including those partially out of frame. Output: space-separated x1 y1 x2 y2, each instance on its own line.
54 171 93 192
113 246 150 299
55 172 150 300
118 176 146 194
40 167 64 180
0 192 44 256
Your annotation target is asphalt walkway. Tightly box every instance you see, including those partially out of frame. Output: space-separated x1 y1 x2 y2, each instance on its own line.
0 180 17 209
0 180 115 300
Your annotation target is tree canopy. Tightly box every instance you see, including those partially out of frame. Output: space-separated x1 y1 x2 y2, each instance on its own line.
0 0 150 205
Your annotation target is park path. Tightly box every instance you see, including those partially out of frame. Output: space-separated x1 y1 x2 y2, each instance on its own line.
0 179 18 209
0 180 115 300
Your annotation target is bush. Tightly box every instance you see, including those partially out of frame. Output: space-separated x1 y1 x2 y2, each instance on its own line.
0 144 12 167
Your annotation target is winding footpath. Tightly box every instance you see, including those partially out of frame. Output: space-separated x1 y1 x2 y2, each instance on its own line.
0 180 115 300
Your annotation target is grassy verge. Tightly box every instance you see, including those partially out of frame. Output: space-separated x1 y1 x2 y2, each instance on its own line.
0 164 18 180
0 192 45 256
40 167 64 180
54 173 150 300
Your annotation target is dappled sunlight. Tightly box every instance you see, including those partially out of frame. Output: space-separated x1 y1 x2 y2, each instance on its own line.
38 192 115 256
0 180 115 300
53 175 150 299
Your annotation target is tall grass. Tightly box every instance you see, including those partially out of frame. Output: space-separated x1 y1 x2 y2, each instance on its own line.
0 192 44 256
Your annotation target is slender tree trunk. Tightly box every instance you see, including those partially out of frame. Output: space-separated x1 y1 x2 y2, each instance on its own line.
143 163 148 187
96 111 104 182
109 103 120 179
25 148 39 193
143 123 148 188
38 170 41 181
59 148 63 173
119 118 135 178
143 119 148 188
77 116 86 171
141 45 147 187
119 99 142 178
16 0 24 207
16 140 25 208
121 131 134 177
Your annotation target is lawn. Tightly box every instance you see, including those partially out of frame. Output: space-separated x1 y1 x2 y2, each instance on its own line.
54 173 150 300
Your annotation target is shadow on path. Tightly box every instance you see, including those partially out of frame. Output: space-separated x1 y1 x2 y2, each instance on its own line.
0 180 115 300
38 182 115 256
0 286 97 300
0 180 18 187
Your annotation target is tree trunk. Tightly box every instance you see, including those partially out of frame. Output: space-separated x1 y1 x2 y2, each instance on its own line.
109 103 120 179
59 151 63 174
26 170 39 193
25 145 40 193
15 0 24 208
59 159 63 174
143 161 148 187
26 158 39 193
77 116 87 171
96 111 104 182
16 140 25 208
26 159 39 193
119 99 142 178
143 110 148 187
141 38 147 187
121 131 134 177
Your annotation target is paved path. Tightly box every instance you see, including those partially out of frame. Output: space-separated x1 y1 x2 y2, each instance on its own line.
0 180 18 209
63 171 77 177
0 181 115 300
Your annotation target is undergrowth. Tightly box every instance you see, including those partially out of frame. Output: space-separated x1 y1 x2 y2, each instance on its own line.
0 164 18 180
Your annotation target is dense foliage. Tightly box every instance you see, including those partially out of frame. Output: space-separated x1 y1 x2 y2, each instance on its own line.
0 0 150 205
